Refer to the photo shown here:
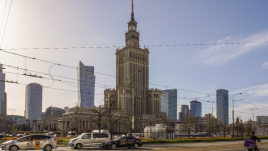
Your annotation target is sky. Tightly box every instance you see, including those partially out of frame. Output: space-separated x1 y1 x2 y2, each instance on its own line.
0 0 268 123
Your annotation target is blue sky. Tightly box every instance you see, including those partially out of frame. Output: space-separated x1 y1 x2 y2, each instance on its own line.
0 0 268 122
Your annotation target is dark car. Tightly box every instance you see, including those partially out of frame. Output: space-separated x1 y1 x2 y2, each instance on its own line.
100 136 143 150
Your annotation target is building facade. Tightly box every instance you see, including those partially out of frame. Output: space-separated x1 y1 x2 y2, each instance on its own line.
161 89 177 121
0 64 5 116
45 107 66 116
190 100 202 117
78 61 95 108
104 0 162 121
257 116 268 124
178 104 190 122
25 83 43 120
216 89 229 124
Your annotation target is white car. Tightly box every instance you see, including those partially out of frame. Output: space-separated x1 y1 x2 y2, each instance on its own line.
69 133 110 149
67 131 77 137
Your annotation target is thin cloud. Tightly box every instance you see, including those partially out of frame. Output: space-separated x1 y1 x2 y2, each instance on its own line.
231 83 268 97
262 61 268 69
195 30 268 67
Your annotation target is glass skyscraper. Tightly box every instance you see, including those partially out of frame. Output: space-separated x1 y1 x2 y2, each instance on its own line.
161 89 177 121
78 61 95 108
216 89 229 124
0 64 5 116
190 100 202 117
25 83 43 120
178 104 190 122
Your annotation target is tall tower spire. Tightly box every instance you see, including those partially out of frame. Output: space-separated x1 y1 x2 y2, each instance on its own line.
131 0 135 21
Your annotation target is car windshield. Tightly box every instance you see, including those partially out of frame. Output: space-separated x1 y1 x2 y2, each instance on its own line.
77 133 86 138
113 137 122 141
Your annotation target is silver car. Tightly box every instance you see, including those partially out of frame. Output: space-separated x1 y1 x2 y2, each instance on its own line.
1 135 58 151
69 133 110 149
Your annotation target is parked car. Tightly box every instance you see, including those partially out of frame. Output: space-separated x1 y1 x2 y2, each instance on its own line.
1 135 58 151
67 131 77 137
100 136 143 150
69 133 110 149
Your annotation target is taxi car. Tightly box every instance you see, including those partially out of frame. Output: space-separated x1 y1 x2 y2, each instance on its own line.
100 136 143 150
1 135 57 151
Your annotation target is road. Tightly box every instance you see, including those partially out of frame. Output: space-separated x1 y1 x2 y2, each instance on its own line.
52 140 268 151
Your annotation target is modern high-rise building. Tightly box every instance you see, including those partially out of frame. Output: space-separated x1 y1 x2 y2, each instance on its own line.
0 64 5 117
190 99 202 117
77 61 95 108
216 89 229 124
178 104 190 121
104 0 162 120
25 83 43 120
161 89 177 121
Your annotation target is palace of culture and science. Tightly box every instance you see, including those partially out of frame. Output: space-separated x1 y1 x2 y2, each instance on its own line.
104 0 165 122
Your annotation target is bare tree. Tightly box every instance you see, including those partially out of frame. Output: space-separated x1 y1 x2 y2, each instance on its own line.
205 116 218 138
221 121 228 138
88 105 107 133
180 113 195 139
104 99 122 139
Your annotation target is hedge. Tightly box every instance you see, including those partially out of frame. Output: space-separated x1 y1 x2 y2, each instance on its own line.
142 136 268 144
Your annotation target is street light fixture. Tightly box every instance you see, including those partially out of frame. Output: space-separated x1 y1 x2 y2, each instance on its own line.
9 109 16 132
232 93 242 138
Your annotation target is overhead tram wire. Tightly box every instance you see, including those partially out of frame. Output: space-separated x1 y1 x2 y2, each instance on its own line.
1 41 268 50
2 63 115 88
1 62 217 97
0 78 103 96
0 0 13 49
2 70 113 90
0 0 8 37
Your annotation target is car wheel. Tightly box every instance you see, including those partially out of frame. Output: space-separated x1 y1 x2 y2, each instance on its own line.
111 144 117 150
76 143 83 149
44 145 52 151
134 143 139 149
9 145 19 151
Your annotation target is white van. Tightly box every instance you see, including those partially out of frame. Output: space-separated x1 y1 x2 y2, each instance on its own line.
68 133 110 149
67 131 77 137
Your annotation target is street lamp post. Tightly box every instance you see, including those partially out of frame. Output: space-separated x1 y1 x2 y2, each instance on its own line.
249 107 257 132
232 93 242 138
129 70 141 137
9 109 16 132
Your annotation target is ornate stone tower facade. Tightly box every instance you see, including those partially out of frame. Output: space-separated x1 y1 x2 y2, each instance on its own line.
104 0 162 120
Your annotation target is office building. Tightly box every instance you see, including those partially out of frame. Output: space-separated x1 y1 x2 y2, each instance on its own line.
0 64 5 116
257 116 268 124
190 99 202 117
161 89 177 121
178 104 190 121
77 61 95 108
103 0 162 120
216 89 229 124
45 107 66 116
25 83 43 120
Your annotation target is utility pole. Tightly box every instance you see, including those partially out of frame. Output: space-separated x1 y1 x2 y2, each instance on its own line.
9 109 16 132
232 93 242 138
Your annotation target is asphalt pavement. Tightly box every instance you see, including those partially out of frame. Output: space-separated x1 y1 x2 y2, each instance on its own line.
52 140 268 151
217 146 268 151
